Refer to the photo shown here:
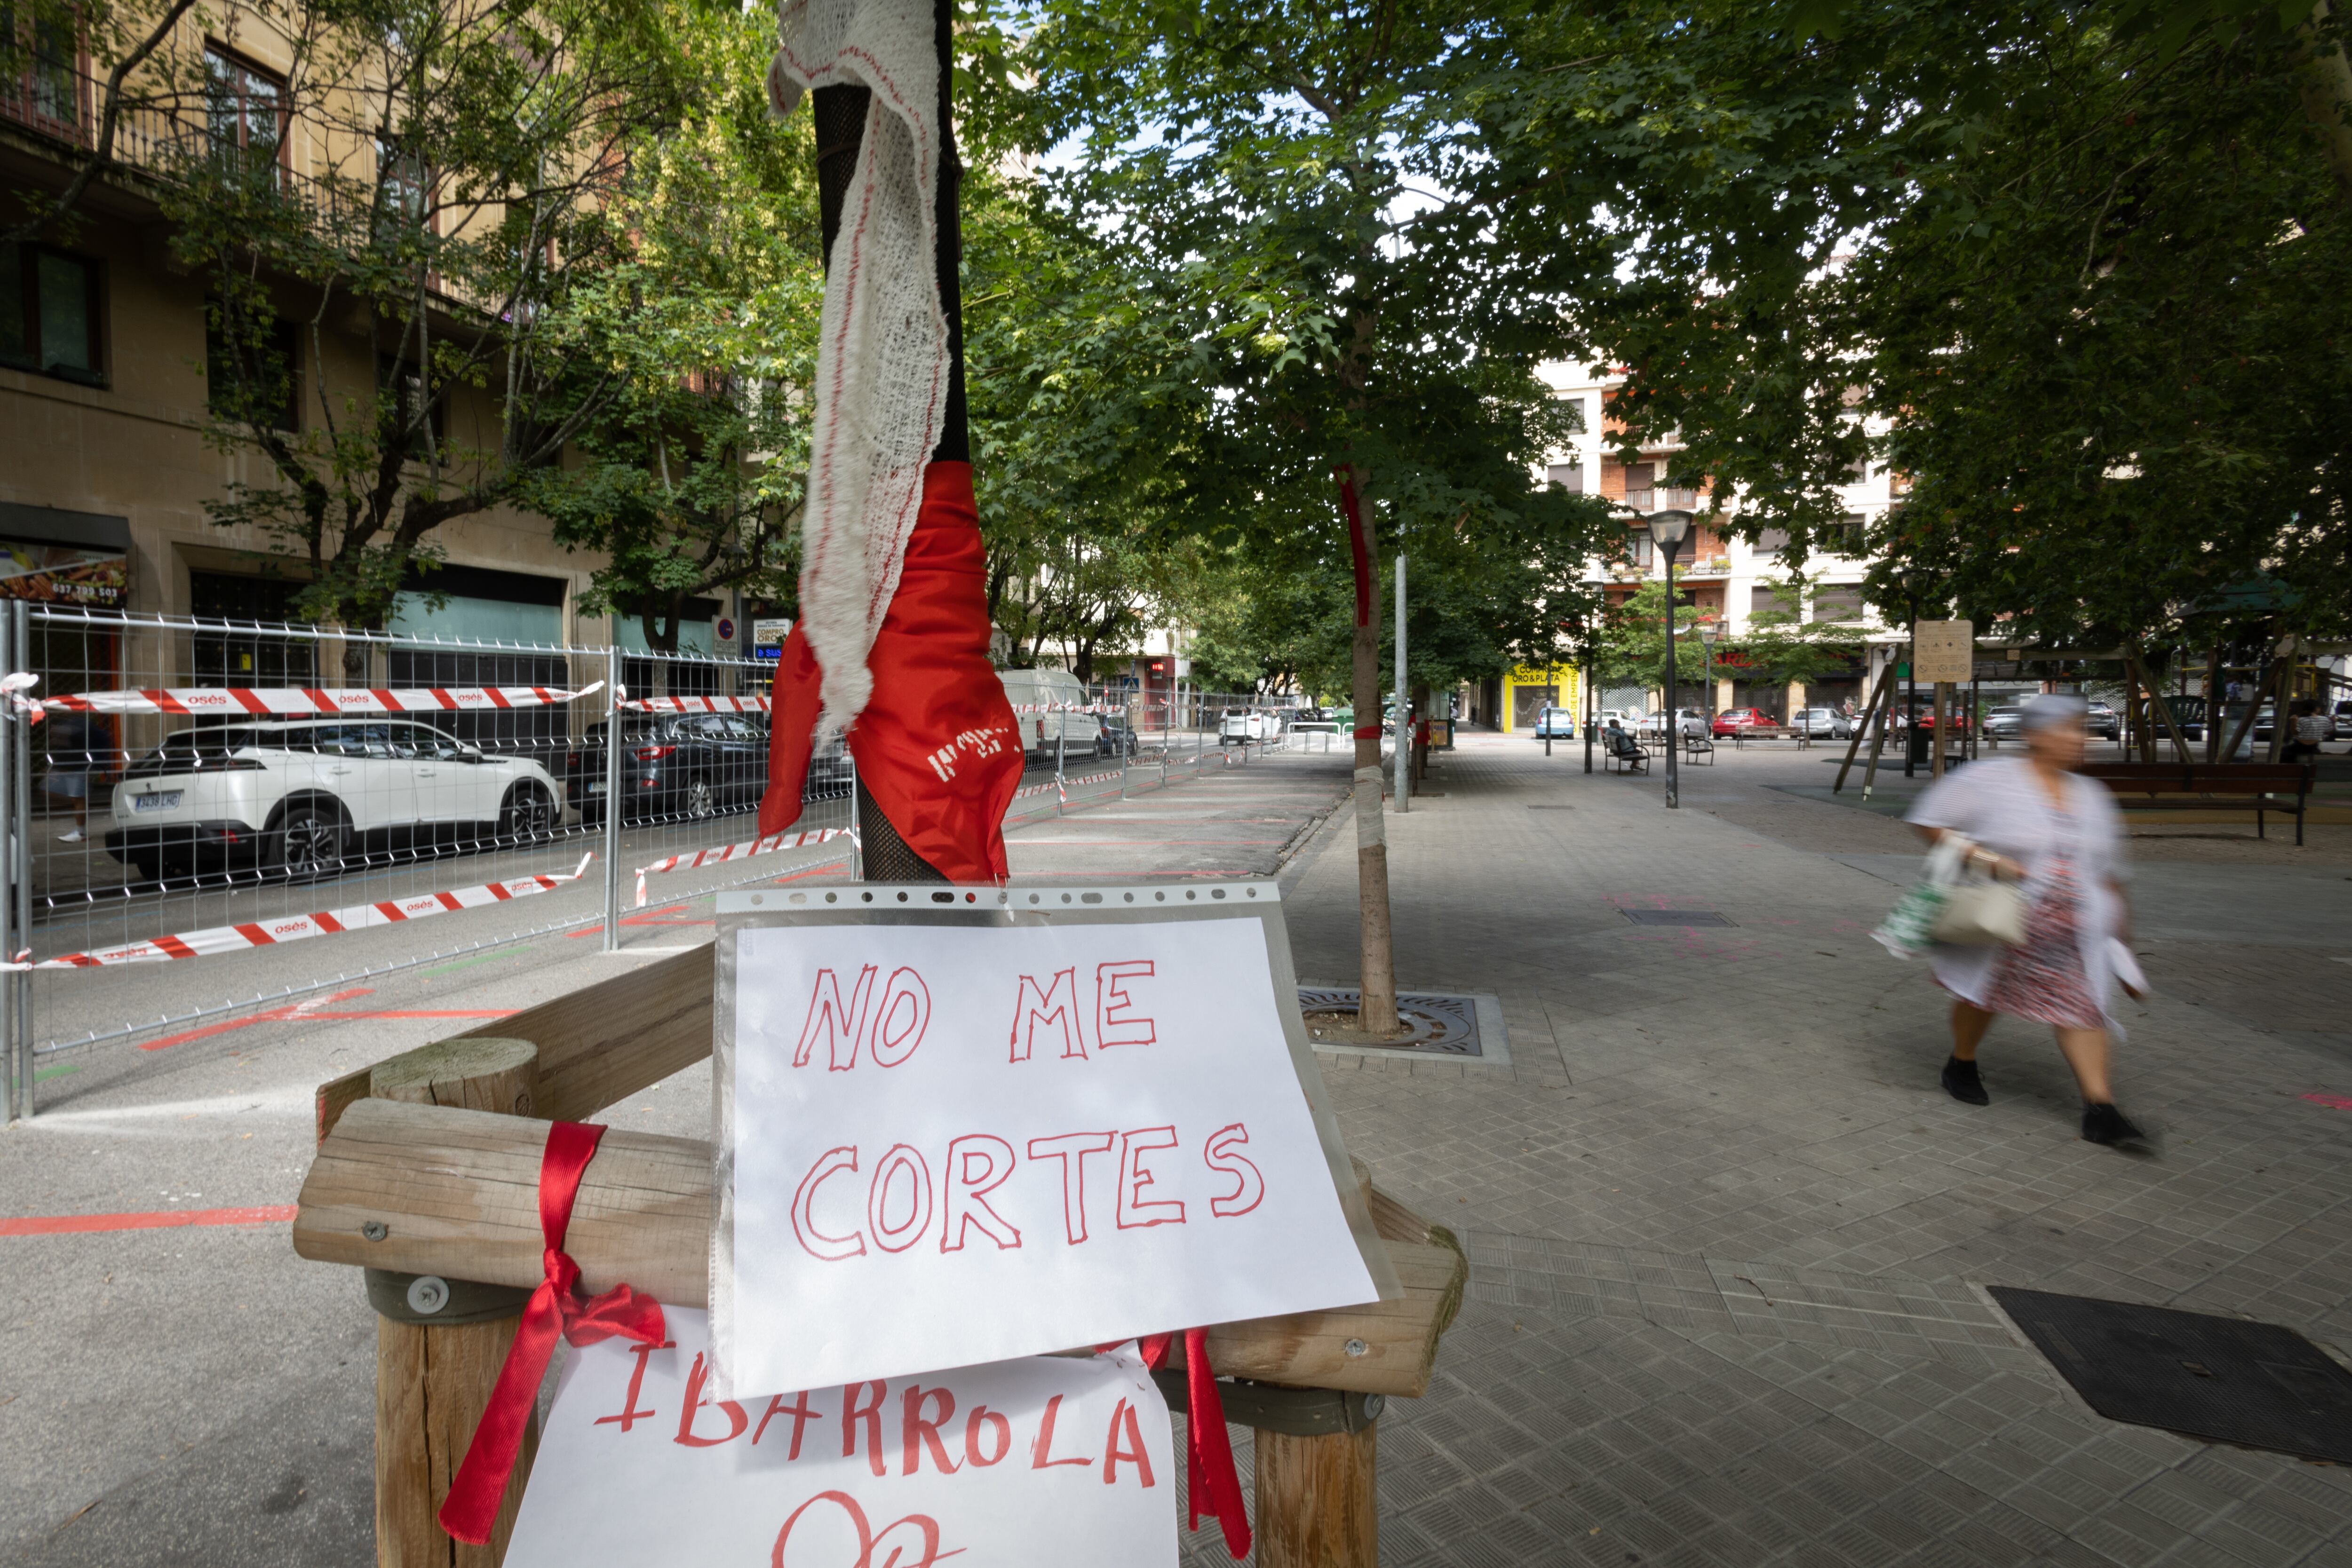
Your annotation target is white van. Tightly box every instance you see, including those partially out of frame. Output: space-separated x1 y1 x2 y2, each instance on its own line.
996 668 1102 758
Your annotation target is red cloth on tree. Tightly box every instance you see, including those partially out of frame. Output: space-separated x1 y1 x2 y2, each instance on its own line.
758 461 1020 883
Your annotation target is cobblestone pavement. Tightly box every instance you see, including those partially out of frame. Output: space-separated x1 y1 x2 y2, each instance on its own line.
1237 732 2352 1568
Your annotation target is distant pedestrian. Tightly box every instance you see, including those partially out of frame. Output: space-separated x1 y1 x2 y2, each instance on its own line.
1906 694 2146 1146
2283 699 2328 763
40 708 104 843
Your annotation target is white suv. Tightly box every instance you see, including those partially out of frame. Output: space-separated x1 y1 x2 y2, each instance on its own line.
1220 709 1272 742
103 720 565 882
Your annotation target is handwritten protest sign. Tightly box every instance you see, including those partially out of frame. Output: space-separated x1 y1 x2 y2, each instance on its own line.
716 912 1382 1397
505 1309 1174 1568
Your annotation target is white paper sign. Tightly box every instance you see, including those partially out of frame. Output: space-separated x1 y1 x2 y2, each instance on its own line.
507 1309 1175 1568
723 916 1379 1396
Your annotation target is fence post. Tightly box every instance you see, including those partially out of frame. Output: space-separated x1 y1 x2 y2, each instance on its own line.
11 599 30 1117
1257 1425 1379 1568
2 600 20 1122
602 652 624 952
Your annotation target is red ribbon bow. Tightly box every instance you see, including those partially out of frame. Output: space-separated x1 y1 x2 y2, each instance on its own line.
1137 1329 1252 1559
437 1121 667 1546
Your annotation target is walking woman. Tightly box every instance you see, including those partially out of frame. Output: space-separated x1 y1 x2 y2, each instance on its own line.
1907 694 2146 1145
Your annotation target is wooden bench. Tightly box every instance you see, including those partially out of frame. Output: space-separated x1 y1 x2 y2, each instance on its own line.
2080 761 2315 846
1681 732 1715 764
1603 729 1650 773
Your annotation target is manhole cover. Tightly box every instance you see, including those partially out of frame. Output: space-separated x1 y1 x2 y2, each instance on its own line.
1295 989 1481 1056
1990 1287 2352 1463
1619 909 1734 927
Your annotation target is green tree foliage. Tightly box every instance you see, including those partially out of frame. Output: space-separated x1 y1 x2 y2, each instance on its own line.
985 0 1620 695
1462 0 2352 647
173 0 689 638
520 6 824 653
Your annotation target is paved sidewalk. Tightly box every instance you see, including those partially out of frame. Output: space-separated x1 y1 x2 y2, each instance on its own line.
1244 733 2352 1568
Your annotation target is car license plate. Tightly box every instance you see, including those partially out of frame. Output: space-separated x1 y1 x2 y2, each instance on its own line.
133 791 183 812
587 780 606 793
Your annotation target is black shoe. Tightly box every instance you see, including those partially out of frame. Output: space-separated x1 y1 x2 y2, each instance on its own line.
2081 1102 2146 1145
1941 1056 1989 1106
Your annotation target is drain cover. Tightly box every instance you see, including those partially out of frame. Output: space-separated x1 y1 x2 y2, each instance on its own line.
1619 909 1734 927
1990 1287 2352 1463
1296 989 1481 1056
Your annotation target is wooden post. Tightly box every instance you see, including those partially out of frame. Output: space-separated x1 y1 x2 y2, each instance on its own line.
1931 681 1948 777
367 1038 542 1568
1834 661 1896 792
1256 1425 1378 1568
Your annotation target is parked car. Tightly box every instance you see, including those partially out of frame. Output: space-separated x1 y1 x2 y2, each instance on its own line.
567 713 776 824
103 720 565 882
1595 708 1638 732
1794 707 1851 740
1710 708 1777 737
1220 709 1273 743
2085 701 2119 739
1532 705 1575 740
2335 700 2352 740
1096 715 1140 757
1984 705 2026 741
1640 708 1708 737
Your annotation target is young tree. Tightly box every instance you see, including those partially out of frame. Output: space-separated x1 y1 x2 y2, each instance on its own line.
174 0 686 660
1006 0 1614 1029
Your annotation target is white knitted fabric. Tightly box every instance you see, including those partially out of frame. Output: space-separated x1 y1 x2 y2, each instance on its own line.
768 0 948 736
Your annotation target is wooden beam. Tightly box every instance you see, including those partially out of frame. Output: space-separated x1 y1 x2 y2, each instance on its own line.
295 1099 1466 1399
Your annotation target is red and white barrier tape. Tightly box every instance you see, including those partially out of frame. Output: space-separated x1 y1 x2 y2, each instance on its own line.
12 679 602 720
633 827 850 906
616 694 773 714
6 854 594 970
1011 768 1122 802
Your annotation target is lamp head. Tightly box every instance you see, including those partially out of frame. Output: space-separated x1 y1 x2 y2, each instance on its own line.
1645 509 1693 550
1696 620 1719 647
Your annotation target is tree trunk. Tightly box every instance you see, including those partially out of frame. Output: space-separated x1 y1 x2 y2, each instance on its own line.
1336 467 1398 1036
2298 1 2352 206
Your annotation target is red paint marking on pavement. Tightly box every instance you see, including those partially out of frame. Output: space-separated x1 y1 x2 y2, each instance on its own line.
2 1204 296 1236
2305 1093 2352 1110
139 989 508 1050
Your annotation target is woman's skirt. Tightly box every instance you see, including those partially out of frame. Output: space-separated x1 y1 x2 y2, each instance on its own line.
1980 861 2100 1029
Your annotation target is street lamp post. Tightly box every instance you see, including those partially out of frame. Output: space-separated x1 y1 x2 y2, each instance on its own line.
1645 509 1693 809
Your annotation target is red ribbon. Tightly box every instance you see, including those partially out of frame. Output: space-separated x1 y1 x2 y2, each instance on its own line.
437 1122 667 1546
1351 725 1384 740
1135 1330 1252 1558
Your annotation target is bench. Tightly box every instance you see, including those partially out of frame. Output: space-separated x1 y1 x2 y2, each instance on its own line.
1682 732 1715 763
1603 729 1650 774
2080 761 2315 846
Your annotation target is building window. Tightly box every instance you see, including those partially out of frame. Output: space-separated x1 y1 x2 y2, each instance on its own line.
1622 527 1653 570
3 5 83 132
205 44 285 178
1546 461 1583 494
1754 528 1789 558
0 243 103 384
207 303 301 432
1825 513 1866 554
1621 461 1654 514
379 352 443 455
1812 586 1866 623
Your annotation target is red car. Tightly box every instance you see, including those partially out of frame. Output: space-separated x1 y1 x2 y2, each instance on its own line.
1711 708 1776 737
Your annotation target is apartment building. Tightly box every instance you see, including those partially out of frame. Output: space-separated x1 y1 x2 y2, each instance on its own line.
0 16 713 707
1488 362 1906 732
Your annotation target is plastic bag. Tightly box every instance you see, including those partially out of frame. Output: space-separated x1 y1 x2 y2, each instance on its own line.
1872 837 1969 959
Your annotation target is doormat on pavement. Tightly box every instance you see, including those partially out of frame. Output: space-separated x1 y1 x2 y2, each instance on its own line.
1296 988 1482 1056
1989 1287 2352 1464
1619 909 1735 927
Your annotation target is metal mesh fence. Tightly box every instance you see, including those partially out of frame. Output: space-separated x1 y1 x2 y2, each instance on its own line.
0 611 1314 1110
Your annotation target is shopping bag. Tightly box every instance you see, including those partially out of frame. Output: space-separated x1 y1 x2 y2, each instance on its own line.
1871 877 1949 959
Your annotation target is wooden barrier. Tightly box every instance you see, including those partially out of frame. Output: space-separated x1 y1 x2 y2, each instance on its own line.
299 944 1468 1567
